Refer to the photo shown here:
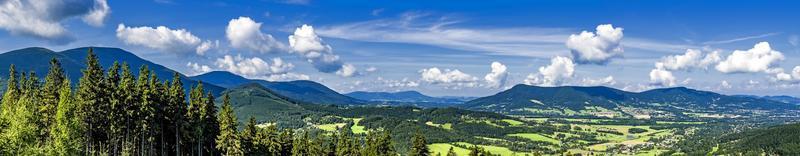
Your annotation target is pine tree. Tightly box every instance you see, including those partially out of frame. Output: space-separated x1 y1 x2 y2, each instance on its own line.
5 73 44 155
204 92 220 155
241 116 258 155
187 83 205 155
105 61 124 155
216 94 241 155
410 130 430 156
75 48 107 154
40 58 65 143
291 131 310 156
278 129 294 155
0 64 20 130
118 62 138 155
49 79 84 155
167 72 186 155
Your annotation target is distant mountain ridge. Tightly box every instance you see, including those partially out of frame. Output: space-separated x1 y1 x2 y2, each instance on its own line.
463 84 798 119
0 47 226 95
190 71 364 105
345 90 466 103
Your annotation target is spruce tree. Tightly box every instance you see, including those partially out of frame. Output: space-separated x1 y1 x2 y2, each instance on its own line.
75 48 107 154
447 147 457 156
106 61 123 155
41 58 65 143
167 72 186 155
204 92 220 155
410 130 430 156
1 64 20 129
118 62 138 154
49 79 84 155
187 83 204 155
216 94 240 155
5 73 44 155
241 116 258 155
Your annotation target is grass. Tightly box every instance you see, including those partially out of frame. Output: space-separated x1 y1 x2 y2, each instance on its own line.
351 118 366 134
315 123 346 131
508 133 560 144
428 143 470 156
453 142 527 156
425 121 453 130
501 119 524 126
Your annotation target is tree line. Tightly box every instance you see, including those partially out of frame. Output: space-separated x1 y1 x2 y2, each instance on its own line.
0 48 492 156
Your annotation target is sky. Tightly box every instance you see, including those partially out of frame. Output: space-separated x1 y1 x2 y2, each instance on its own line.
1 0 800 97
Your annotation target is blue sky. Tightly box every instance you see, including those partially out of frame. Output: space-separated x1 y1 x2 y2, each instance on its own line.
1 0 800 97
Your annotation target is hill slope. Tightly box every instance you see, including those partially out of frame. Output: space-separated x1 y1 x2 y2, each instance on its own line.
717 123 800 155
346 91 466 104
463 84 798 119
191 71 363 105
0 47 225 95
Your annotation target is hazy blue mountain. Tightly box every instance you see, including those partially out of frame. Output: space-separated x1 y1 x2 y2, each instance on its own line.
190 71 364 105
345 91 465 103
463 84 798 119
761 95 800 105
0 47 225 95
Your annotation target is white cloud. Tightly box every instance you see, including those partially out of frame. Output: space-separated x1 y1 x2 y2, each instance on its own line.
656 49 720 71
526 56 575 86
649 67 676 87
0 0 110 43
419 67 478 87
116 24 214 55
186 62 212 75
226 17 285 53
775 66 800 82
289 24 356 76
264 72 310 81
580 76 616 86
484 61 508 88
720 80 732 89
383 77 420 88
214 55 294 78
566 24 624 64
335 64 357 77
365 66 378 72
715 42 785 73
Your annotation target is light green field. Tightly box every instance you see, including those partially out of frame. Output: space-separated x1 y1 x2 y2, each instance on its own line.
351 118 366 134
501 119 524 126
425 121 453 130
453 142 528 156
508 133 560 144
315 123 346 131
428 143 470 156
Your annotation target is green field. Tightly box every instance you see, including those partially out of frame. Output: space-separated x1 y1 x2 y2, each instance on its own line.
508 133 560 144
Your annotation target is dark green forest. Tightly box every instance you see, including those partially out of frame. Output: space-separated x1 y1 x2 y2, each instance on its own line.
0 48 500 156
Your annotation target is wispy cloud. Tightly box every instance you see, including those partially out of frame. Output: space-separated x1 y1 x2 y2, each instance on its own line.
315 12 695 58
702 32 781 45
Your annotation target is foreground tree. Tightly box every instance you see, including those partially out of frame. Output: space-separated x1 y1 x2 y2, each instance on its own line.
410 130 430 156
216 94 240 155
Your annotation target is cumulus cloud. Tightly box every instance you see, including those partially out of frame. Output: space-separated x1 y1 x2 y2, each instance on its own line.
715 42 785 73
566 24 624 64
580 76 616 86
649 67 676 87
419 67 478 87
656 49 720 71
0 0 110 43
265 72 310 81
525 56 575 86
226 17 285 53
484 61 508 88
775 66 800 82
186 62 212 75
289 24 357 76
116 24 215 55
335 64 357 77
214 55 294 77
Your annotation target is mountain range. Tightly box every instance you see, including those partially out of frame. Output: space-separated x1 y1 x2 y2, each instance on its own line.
0 47 226 95
190 71 364 105
463 84 799 119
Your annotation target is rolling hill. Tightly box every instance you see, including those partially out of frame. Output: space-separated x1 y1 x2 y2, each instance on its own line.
0 47 225 95
463 84 798 119
191 71 364 105
716 122 800 155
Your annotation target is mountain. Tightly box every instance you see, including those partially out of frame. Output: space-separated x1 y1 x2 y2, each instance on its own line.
761 95 800 105
463 84 798 119
345 91 466 103
0 47 225 95
191 71 364 105
215 83 308 124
